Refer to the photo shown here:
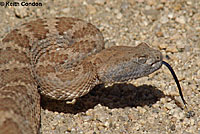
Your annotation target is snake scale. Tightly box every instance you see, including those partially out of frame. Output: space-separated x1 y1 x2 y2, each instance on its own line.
0 17 186 134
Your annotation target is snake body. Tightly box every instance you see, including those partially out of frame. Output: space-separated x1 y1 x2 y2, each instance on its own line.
0 17 162 134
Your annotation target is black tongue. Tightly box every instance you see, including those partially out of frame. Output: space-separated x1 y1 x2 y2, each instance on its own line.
162 61 187 107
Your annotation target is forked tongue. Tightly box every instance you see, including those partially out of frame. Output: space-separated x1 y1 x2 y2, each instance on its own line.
162 61 187 108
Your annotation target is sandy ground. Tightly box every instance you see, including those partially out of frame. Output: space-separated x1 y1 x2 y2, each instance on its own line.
0 0 199 134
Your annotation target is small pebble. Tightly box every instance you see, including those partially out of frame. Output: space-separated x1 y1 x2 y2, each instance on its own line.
168 13 174 19
116 13 123 19
87 5 97 14
158 43 168 49
166 45 178 53
175 16 186 24
14 6 28 18
165 103 175 110
160 16 169 24
62 8 71 13
95 0 106 5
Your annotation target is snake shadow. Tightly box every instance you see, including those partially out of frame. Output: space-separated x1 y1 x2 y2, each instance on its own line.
41 83 167 114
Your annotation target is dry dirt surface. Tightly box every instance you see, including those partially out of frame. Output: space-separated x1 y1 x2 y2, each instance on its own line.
0 0 199 134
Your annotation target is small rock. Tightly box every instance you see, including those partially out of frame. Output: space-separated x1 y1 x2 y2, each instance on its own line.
113 9 120 14
144 9 159 16
175 16 186 24
121 2 129 11
170 33 181 41
182 131 193 134
170 124 176 131
94 0 106 5
156 4 164 10
158 43 168 49
35 9 42 17
82 116 93 122
166 45 178 53
62 8 70 13
161 0 167 3
49 9 56 15
165 103 175 110
143 21 148 26
116 13 123 19
14 6 28 18
176 40 186 50
143 9 159 20
186 0 192 5
190 119 195 126
127 0 136 5
59 126 68 133
196 70 200 78
172 109 185 120
137 106 146 114
160 16 169 24
156 31 164 37
173 4 182 11
160 97 167 104
103 121 110 127
87 4 96 14
147 0 157 6
136 0 144 3
168 13 174 19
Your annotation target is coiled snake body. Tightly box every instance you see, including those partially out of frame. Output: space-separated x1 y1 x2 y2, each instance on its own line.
0 17 164 134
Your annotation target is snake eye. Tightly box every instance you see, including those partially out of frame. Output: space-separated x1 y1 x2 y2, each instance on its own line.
138 56 147 64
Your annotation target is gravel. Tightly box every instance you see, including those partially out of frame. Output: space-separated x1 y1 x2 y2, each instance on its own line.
0 0 199 134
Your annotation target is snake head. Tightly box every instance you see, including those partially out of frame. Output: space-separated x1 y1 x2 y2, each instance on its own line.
96 42 163 83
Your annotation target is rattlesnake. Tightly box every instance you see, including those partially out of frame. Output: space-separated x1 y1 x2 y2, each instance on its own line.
0 17 186 134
